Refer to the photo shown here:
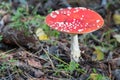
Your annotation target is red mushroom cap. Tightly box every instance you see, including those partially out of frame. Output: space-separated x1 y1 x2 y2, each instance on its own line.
45 7 104 34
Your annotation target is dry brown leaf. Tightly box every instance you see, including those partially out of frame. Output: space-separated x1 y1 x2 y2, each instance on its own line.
0 9 7 15
27 58 42 69
2 14 11 24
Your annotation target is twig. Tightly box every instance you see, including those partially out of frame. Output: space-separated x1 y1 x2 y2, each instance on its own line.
104 58 120 63
24 50 47 62
108 63 112 79
0 48 16 56
42 48 55 70
7 68 13 80
49 53 69 66
12 36 25 50
43 48 69 66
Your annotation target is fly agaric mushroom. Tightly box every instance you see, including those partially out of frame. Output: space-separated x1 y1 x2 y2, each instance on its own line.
45 7 104 62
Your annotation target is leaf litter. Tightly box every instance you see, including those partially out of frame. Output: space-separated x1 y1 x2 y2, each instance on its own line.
0 0 120 80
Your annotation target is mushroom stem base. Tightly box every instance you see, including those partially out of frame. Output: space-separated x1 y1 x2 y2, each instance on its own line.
71 34 81 62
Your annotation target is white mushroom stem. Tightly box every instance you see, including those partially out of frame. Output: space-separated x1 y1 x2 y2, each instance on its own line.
71 34 81 62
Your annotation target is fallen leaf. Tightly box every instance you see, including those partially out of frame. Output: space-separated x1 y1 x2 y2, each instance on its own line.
35 28 49 40
0 9 7 15
90 73 99 80
27 58 42 69
113 10 120 25
93 47 104 61
113 34 120 43
2 14 11 24
90 73 110 80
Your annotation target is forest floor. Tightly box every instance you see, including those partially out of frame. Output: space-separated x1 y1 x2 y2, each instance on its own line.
0 0 120 80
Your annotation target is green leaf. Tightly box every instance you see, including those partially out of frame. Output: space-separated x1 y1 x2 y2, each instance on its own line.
0 35 3 41
93 47 104 61
89 73 110 80
68 61 79 73
113 11 120 25
113 34 120 43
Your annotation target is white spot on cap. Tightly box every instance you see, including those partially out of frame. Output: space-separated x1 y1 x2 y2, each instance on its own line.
66 11 71 16
60 8 63 10
81 25 83 27
73 9 79 13
60 29 63 31
80 18 83 20
55 27 58 29
78 29 83 32
67 13 70 16
96 20 100 23
85 23 88 26
69 23 72 26
74 26 77 29
68 7 72 9
82 15 84 17
66 30 70 32
55 22 64 27
79 7 87 10
75 7 79 9
63 11 67 14
97 25 100 28
50 13 57 18
65 22 68 25
55 11 59 14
